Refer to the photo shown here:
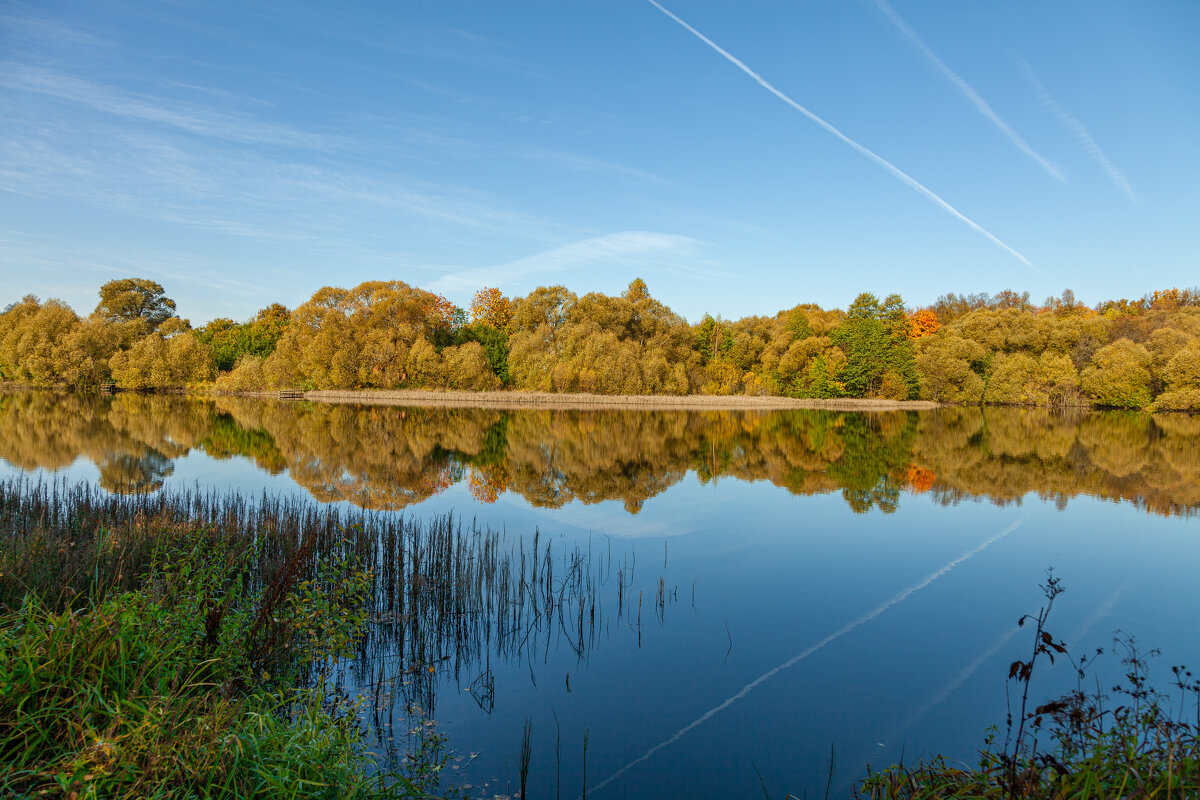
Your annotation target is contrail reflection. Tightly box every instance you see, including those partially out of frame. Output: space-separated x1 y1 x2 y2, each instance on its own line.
587 519 1024 795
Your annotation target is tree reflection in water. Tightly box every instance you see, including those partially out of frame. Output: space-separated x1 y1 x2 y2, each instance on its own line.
0 391 1197 516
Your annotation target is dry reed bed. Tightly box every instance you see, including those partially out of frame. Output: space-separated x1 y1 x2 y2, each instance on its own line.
300 388 940 411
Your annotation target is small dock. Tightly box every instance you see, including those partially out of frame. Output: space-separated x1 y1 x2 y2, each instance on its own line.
98 383 116 395
278 389 306 400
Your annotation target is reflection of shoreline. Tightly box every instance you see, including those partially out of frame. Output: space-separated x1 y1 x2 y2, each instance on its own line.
293 389 941 411
2 392 1198 516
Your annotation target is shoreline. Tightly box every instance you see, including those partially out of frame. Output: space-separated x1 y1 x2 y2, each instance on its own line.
0 382 938 410
293 388 941 411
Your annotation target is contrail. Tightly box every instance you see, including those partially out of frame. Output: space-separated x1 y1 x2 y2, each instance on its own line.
871 0 1066 185
585 519 1024 796
645 0 1035 271
1015 57 1138 204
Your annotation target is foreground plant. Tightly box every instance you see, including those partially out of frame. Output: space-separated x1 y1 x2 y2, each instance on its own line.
860 571 1200 799
0 496 461 799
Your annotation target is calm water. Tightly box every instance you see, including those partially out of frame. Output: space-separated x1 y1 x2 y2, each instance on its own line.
3 391 1199 798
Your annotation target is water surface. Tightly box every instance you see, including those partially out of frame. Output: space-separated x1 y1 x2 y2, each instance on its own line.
2 391 1197 798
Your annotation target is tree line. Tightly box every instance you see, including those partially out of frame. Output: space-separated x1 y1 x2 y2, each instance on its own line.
2 278 1199 411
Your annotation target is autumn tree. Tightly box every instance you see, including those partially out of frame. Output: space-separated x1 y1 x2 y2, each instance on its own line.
507 286 578 390
694 315 733 366
455 324 510 384
1162 339 1200 391
94 278 177 331
458 288 513 384
1080 338 1153 408
931 292 991 323
1151 339 1200 411
506 281 693 395
424 293 466 347
744 303 845 398
264 281 451 389
914 334 986 403
987 351 1082 406
214 355 268 392
993 289 1034 311
907 309 940 339
0 293 151 389
0 296 81 386
470 288 513 331
442 341 502 390
109 321 215 390
57 316 122 387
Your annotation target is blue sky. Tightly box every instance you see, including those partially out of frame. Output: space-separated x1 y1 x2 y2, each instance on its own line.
2 1 1197 325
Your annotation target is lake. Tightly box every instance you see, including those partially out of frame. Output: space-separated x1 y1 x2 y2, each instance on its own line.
2 390 1198 798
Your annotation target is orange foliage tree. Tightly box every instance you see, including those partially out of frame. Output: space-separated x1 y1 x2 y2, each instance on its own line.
907 309 940 339
422 293 464 337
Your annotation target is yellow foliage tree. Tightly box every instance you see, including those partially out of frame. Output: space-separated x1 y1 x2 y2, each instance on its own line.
914 334 986 403
0 296 82 387
1080 339 1153 409
442 342 501 390
110 327 215 390
264 281 453 390
469 287 513 331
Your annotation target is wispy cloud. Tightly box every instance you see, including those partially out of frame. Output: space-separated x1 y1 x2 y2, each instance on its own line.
1015 56 1138 204
0 11 112 53
511 147 671 186
870 0 1065 185
0 93 558 248
428 231 711 294
645 0 1035 270
0 229 292 319
0 64 340 150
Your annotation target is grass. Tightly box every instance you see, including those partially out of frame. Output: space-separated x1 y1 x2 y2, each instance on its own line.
1 596 377 798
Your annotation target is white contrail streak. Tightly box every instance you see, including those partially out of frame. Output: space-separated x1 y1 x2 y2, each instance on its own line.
585 519 1024 796
645 0 1035 271
1015 57 1138 205
871 0 1065 185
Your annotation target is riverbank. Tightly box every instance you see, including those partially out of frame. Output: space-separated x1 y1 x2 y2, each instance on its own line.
292 388 942 411
1 381 942 410
1 381 939 409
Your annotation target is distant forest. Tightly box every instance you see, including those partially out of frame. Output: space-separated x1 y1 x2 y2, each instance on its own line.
2 278 1199 411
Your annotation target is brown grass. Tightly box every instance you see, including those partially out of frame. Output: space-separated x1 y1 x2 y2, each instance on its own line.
297 388 941 411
